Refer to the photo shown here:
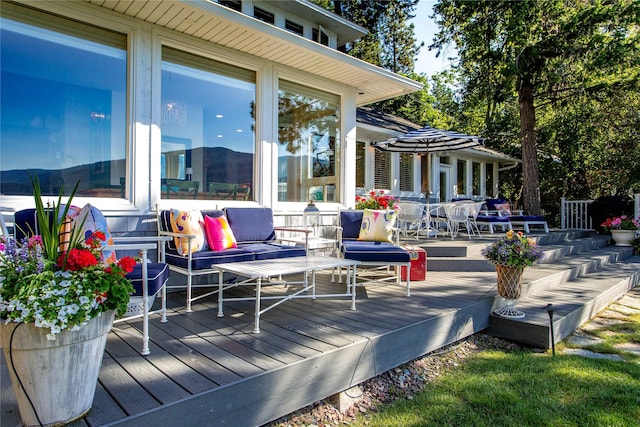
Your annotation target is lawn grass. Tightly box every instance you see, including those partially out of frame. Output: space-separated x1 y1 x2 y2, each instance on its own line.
352 350 640 426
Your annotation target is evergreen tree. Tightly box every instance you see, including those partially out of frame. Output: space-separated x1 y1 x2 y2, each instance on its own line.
430 0 640 215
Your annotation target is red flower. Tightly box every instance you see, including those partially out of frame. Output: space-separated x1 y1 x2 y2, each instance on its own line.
85 231 107 249
117 256 136 274
58 248 99 271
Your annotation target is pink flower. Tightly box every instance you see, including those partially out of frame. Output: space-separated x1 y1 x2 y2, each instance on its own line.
601 215 640 232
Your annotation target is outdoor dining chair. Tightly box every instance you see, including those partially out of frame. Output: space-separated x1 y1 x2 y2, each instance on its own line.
468 201 487 236
444 203 474 239
429 203 452 236
397 201 427 238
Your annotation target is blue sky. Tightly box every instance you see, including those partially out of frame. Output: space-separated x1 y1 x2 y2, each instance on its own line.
412 0 452 76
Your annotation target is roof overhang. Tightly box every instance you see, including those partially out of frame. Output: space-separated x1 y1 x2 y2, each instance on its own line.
466 145 521 163
262 0 368 46
80 0 421 105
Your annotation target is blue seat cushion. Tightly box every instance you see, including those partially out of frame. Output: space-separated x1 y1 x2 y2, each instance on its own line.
126 262 171 296
509 215 546 221
238 242 306 260
341 240 410 263
476 215 511 223
225 207 276 243
340 210 364 239
165 247 255 270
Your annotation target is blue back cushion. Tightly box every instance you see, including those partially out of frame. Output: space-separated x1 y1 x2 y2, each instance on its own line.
340 210 364 239
225 207 275 243
14 208 38 242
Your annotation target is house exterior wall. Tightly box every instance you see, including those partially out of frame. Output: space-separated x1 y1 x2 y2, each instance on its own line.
0 0 389 223
354 139 513 204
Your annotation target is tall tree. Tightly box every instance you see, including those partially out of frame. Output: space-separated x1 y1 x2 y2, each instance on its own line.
430 0 640 215
315 0 422 77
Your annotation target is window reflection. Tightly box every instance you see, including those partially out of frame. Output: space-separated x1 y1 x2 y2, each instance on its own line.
0 16 127 197
278 80 340 202
161 47 256 200
472 161 481 196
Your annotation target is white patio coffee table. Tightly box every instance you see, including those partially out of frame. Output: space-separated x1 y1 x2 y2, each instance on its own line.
215 256 360 333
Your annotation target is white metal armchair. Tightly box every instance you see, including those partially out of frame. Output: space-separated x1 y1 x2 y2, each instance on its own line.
444 203 474 239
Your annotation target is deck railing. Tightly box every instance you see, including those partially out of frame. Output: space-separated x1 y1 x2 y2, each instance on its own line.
561 198 594 230
561 194 640 230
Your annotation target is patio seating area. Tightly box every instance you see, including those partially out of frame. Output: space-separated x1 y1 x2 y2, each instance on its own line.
2 229 638 427
395 197 550 238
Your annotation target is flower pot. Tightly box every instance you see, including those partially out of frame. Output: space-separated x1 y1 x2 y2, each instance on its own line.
610 229 636 247
493 263 525 319
0 310 115 427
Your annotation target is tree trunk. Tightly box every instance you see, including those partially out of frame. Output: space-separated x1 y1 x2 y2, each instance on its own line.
518 76 541 216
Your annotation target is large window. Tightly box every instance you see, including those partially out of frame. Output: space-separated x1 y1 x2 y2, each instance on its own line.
399 153 413 192
374 150 391 190
457 159 466 196
278 80 340 202
472 162 481 196
355 141 366 188
161 47 256 200
0 10 127 197
486 163 494 197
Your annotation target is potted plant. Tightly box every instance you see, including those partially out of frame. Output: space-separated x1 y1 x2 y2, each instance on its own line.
0 175 135 426
355 190 399 211
600 215 640 246
481 230 544 318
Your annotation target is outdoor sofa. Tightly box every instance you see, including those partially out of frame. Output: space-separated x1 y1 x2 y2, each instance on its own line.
157 206 308 311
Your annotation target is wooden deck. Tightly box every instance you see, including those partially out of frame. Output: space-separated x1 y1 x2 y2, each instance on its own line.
2 270 499 427
2 231 639 427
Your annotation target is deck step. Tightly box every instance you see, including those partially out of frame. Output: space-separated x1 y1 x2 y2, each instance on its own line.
409 229 592 258
425 234 614 271
413 230 640 350
488 255 640 349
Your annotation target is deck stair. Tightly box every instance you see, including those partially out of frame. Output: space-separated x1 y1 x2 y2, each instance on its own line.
405 230 640 349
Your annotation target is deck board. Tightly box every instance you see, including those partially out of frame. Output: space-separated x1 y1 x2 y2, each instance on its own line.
98 353 160 415
111 326 217 394
104 333 191 405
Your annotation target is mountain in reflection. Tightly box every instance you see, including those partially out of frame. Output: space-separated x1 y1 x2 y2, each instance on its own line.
0 147 254 196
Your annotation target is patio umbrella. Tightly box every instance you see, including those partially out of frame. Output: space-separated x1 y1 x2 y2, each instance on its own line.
373 126 484 153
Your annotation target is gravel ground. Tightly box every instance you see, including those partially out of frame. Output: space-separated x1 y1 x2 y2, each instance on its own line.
265 333 526 427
